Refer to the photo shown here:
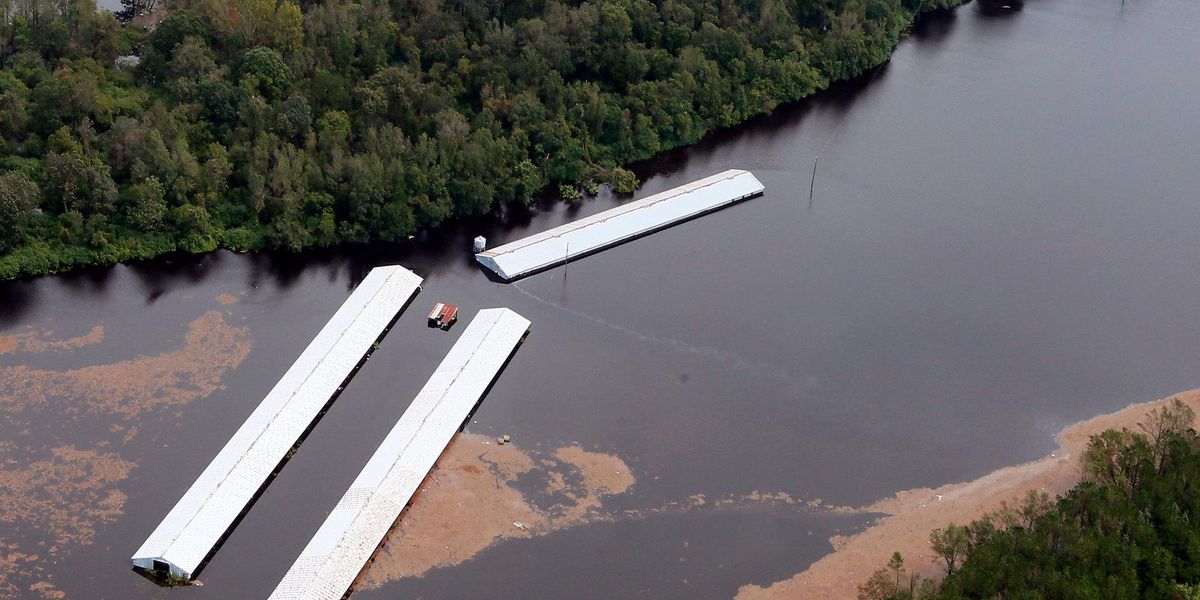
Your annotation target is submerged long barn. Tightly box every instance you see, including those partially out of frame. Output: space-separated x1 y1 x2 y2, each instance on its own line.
269 308 531 600
476 169 765 281
131 265 423 579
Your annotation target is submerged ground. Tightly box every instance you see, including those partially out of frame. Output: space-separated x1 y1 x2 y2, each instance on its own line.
1 0 1198 597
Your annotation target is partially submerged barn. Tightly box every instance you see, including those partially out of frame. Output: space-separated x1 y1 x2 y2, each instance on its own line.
131 265 423 579
269 308 531 600
475 169 765 281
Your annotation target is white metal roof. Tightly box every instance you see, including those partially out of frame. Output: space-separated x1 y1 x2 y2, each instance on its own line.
476 169 765 280
268 308 531 600
131 265 423 579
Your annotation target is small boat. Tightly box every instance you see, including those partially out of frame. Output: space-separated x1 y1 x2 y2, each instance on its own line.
427 303 459 329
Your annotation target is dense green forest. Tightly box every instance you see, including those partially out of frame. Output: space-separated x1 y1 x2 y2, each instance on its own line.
0 0 962 278
860 398 1200 600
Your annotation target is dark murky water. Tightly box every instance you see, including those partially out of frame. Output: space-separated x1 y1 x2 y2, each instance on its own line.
4 0 1200 597
377 508 867 600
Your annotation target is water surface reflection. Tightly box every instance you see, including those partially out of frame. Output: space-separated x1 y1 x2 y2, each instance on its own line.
5 0 1200 597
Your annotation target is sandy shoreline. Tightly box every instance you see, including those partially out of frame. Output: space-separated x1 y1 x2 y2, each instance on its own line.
351 389 1200 598
736 388 1200 600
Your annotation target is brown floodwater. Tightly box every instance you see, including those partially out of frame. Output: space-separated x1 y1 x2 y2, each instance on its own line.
2 0 1199 597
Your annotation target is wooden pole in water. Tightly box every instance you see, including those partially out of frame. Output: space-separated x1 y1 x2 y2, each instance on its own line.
809 156 819 206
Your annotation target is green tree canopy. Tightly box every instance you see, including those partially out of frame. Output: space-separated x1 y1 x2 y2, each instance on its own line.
0 0 962 279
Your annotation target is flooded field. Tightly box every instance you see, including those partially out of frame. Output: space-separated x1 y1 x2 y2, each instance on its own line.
4 0 1200 597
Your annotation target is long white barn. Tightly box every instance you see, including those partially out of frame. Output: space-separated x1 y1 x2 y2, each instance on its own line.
131 265 423 579
476 169 765 280
268 308 530 600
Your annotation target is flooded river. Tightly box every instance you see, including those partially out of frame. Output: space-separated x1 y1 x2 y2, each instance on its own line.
3 0 1199 597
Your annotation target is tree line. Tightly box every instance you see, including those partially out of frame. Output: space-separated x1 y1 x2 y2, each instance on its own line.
0 0 962 278
861 398 1200 600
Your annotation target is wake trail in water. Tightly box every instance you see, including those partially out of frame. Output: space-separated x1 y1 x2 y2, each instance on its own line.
510 282 817 395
